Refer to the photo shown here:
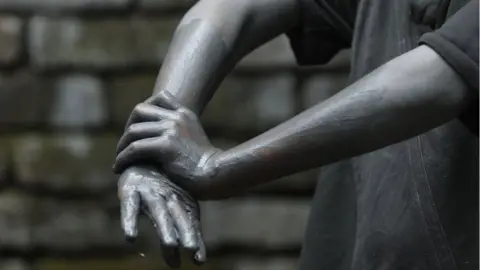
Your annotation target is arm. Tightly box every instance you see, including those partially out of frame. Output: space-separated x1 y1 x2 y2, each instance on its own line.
116 1 299 265
116 0 298 264
150 0 300 113
204 45 475 198
114 1 477 201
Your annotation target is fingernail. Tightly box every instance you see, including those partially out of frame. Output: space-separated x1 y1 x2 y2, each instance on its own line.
124 227 137 242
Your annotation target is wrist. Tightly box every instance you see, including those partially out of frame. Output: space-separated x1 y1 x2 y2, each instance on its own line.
195 148 224 200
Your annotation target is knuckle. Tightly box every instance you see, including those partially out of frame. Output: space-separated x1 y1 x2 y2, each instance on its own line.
164 133 177 143
163 120 176 128
129 141 141 150
163 121 179 135
162 189 174 199
177 108 189 117
133 102 154 115
172 114 182 123
158 91 169 100
125 125 135 134
159 135 176 150
170 129 180 137
175 111 188 122
178 108 196 119
170 121 181 131
133 103 144 113
169 193 179 201
126 122 142 134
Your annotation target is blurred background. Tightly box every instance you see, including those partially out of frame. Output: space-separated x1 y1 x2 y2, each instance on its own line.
0 1 350 269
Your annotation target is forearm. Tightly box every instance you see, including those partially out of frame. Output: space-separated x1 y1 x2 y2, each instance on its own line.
152 0 299 114
205 45 474 198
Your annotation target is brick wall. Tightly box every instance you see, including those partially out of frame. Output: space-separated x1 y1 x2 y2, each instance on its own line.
0 1 350 269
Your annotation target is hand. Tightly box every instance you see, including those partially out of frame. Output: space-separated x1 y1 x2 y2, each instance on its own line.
118 166 206 268
113 92 220 198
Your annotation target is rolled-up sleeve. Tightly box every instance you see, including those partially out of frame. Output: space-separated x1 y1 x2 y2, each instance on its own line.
419 0 479 135
419 0 479 90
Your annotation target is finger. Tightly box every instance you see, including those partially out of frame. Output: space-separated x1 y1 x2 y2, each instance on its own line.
125 103 176 131
194 231 207 265
140 203 180 268
119 187 140 241
113 137 172 174
147 91 182 111
142 192 181 268
167 195 199 252
116 121 174 155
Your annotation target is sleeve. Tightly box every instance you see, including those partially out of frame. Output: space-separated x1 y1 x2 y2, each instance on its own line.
419 0 479 90
286 0 357 66
419 0 479 135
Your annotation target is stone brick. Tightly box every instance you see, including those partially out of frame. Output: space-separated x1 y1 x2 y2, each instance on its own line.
29 17 180 69
301 72 349 109
201 73 296 132
0 0 128 12
32 196 310 251
10 195 162 252
0 137 11 188
0 259 30 270
239 36 296 68
111 195 308 251
0 16 22 64
30 198 125 250
1 192 309 251
139 0 196 10
49 74 108 128
0 189 33 250
201 198 310 248
107 74 156 127
111 196 309 251
0 71 53 129
33 256 298 270
109 73 296 131
11 134 118 194
220 257 298 270
34 256 220 270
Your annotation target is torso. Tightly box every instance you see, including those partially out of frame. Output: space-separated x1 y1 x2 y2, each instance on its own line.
299 1 479 269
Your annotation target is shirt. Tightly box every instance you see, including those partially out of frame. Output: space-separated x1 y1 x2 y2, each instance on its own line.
286 0 479 269
420 1 479 134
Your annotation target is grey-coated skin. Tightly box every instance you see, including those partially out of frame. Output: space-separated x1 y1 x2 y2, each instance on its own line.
114 0 474 268
118 166 205 268
116 0 298 267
